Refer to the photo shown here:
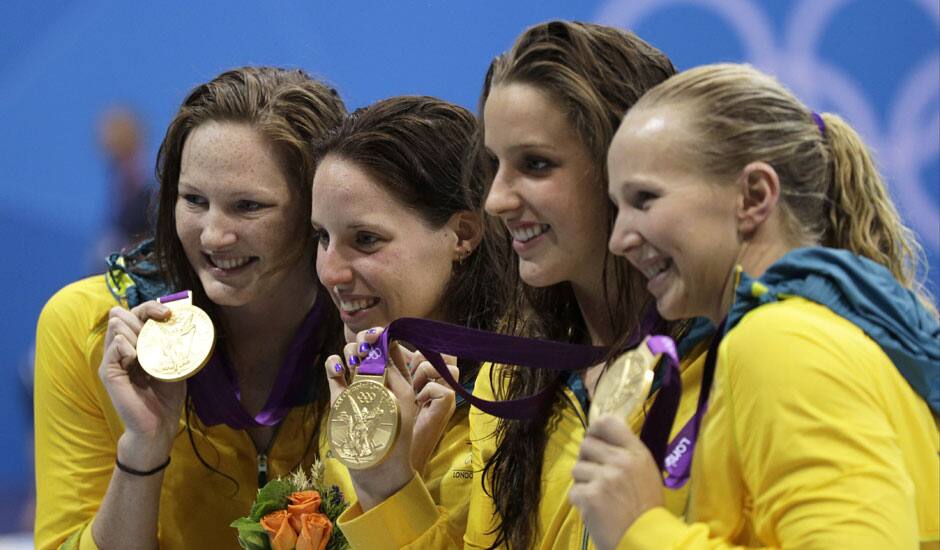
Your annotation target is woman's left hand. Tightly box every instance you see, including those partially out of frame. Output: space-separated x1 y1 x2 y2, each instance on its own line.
323 327 459 510
569 415 664 550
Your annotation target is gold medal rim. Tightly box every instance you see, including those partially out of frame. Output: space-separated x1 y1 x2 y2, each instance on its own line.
136 303 216 382
328 378 402 470
589 344 657 425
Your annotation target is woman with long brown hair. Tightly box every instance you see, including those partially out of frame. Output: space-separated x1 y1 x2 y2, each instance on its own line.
330 21 709 550
312 95 509 541
34 66 347 549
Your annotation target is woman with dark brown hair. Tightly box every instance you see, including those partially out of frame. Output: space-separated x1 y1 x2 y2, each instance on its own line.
311 95 509 543
34 66 347 549
329 21 710 550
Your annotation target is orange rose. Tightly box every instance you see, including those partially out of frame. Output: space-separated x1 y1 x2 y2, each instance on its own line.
296 512 333 550
287 491 322 532
260 509 298 550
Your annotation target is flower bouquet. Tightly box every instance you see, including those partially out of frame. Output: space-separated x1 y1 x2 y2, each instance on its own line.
231 459 349 550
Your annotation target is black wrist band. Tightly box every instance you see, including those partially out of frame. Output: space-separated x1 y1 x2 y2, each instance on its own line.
115 456 171 476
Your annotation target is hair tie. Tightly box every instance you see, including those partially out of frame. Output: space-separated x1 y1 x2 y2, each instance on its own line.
811 111 827 137
116 455 171 476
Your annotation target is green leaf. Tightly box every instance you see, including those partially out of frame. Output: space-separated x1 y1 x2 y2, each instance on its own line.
231 516 271 550
236 530 271 550
230 517 266 533
248 478 292 520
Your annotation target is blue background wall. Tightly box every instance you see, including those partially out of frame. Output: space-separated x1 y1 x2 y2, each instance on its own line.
2 0 937 532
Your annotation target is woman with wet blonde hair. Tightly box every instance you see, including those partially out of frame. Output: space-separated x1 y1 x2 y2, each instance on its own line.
577 63 939 548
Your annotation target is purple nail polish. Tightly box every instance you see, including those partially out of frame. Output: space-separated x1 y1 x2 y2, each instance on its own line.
334 363 343 373
367 328 377 334
349 355 360 366
358 342 371 353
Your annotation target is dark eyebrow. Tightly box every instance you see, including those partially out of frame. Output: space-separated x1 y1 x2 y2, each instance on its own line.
348 223 380 231
506 142 556 154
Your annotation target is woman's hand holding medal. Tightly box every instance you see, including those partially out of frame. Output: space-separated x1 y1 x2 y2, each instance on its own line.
569 417 664 550
99 290 215 472
570 337 676 549
407 346 459 476
99 300 187 470
324 326 459 511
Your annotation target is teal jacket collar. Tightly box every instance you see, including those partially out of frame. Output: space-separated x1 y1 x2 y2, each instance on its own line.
104 239 174 307
728 246 939 413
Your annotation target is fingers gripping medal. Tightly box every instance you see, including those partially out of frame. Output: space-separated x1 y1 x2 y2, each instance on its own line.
136 291 215 382
589 336 676 424
328 339 401 470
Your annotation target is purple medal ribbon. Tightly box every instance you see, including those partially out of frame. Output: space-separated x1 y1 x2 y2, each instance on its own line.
662 416 697 488
639 335 683 475
660 319 724 488
184 293 328 429
158 291 190 304
369 317 608 419
363 317 690 485
358 341 389 376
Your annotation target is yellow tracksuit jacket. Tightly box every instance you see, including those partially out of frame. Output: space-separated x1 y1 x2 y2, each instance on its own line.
35 275 478 549
620 298 939 549
34 276 345 549
338 344 709 549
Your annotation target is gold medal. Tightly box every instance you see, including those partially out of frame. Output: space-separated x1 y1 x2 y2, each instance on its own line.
329 375 401 470
136 291 215 382
589 336 657 424
329 343 401 470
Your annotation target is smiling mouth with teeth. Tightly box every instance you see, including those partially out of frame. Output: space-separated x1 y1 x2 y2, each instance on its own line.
511 224 551 243
207 255 257 270
339 297 380 314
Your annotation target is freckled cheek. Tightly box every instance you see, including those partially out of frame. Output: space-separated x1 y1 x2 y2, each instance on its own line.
408 248 453 308
173 206 188 236
262 218 307 253
355 254 400 296
174 213 201 252
365 266 408 318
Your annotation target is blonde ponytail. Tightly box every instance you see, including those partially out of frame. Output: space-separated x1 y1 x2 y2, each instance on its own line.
822 113 936 313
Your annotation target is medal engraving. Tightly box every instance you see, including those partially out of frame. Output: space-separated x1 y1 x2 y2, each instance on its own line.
329 378 400 469
589 336 657 424
137 299 215 382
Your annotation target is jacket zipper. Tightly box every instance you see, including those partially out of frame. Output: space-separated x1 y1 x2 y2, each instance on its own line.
257 452 268 488
253 421 285 488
